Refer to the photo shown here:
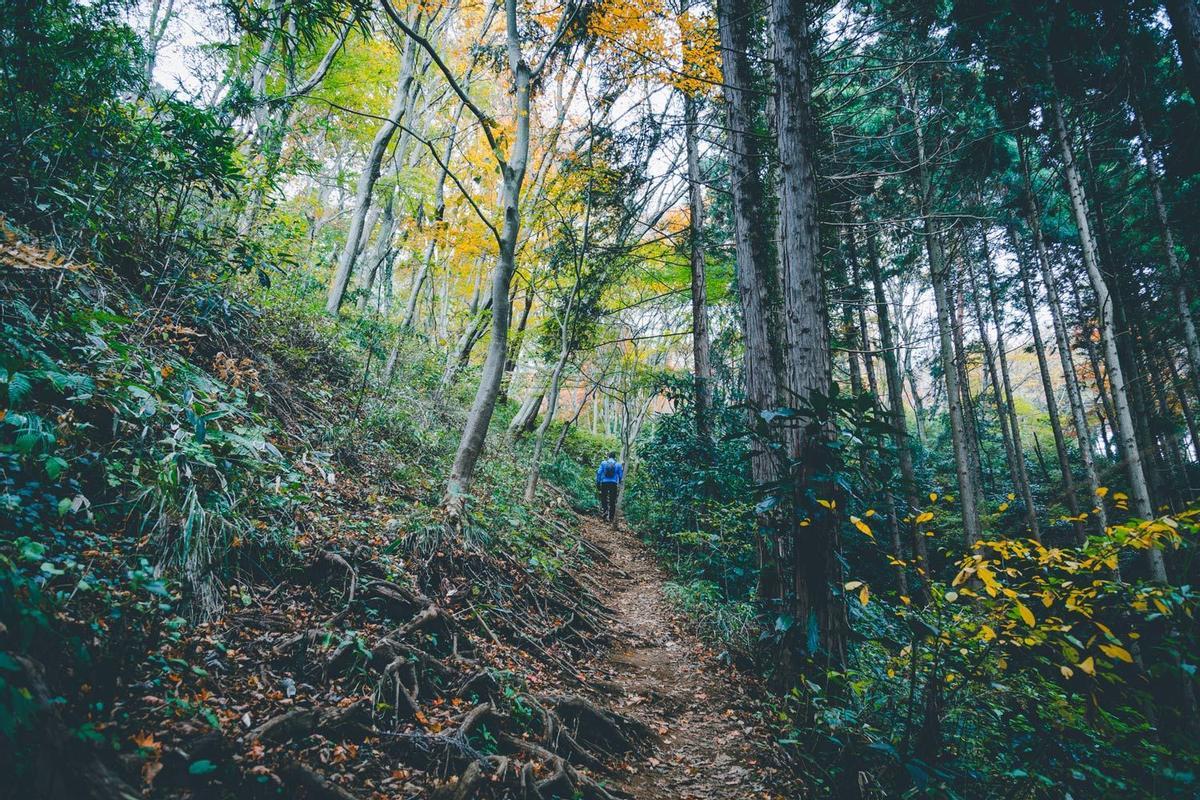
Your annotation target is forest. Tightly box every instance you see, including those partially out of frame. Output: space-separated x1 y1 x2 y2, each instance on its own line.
2 0 1200 796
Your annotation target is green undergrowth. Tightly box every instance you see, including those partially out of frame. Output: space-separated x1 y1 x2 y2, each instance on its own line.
625 388 1200 798
0 233 607 786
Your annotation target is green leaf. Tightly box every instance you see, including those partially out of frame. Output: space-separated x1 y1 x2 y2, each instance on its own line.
188 759 217 775
44 456 68 480
6 372 33 406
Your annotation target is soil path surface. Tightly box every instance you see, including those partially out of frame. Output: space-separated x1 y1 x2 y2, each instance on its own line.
575 518 787 800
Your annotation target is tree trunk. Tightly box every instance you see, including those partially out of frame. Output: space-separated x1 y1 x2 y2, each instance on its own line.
500 280 535 403
553 382 599 456
911 83 981 546
773 0 846 668
965 254 1021 506
1167 354 1200 461
684 91 713 444
524 167 593 501
1081 134 1164 499
1019 137 1109 537
1045 75 1165 579
867 225 923 599
523 350 570 502
717 0 782 478
509 384 545 439
240 0 354 233
1133 103 1200 385
1071 278 1119 461
357 195 397 313
444 0 534 507
326 38 420 314
1011 228 1085 544
717 0 782 606
1165 0 1200 108
524 340 572 503
440 295 494 392
978 230 1039 538
950 276 988 509
142 0 176 84
403 112 462 328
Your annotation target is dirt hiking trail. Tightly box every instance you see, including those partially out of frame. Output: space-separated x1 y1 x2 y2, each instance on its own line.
575 517 790 800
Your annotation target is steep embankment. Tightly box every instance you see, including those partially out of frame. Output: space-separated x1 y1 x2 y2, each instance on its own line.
1 237 786 800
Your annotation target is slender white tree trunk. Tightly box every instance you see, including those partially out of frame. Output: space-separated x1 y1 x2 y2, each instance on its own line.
910 83 981 546
326 33 420 314
1010 226 1086 544
1133 105 1200 385
445 10 533 506
1047 82 1162 581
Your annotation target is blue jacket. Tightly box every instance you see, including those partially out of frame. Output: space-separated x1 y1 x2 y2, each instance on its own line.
595 458 624 484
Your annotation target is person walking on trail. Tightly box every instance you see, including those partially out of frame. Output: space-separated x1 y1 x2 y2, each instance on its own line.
595 452 624 524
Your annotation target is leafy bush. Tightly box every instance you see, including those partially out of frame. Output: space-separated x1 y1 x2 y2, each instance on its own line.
0 0 245 286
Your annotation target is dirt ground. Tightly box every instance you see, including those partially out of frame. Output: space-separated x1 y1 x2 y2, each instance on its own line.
575 518 790 800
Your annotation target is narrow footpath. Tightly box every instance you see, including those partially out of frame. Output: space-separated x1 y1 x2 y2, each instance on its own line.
575 518 790 800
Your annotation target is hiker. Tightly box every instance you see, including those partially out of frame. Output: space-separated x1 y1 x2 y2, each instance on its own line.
595 451 624 523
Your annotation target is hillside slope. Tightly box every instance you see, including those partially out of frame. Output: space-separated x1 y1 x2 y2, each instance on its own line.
0 230 785 800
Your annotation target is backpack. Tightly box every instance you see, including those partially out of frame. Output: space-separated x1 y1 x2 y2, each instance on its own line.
600 460 617 481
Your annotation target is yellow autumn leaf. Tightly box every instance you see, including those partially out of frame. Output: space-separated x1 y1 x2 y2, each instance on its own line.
1099 644 1134 663
1095 487 1109 497
899 595 911 606
851 516 874 539
1007 493 1016 501
1016 601 1035 627
1078 656 1096 675
929 493 938 502
859 584 870 606
915 511 934 524
817 498 835 509
997 502 1009 512
1153 598 1170 615
979 624 996 642
865 509 876 517
1060 665 1074 679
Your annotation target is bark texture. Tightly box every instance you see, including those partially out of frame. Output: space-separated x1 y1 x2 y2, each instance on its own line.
773 0 846 668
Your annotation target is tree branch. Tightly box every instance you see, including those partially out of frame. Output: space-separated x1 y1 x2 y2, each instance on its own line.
380 0 503 160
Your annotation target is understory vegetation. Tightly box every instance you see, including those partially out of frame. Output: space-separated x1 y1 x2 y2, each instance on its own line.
1 221 643 798
628 388 1200 797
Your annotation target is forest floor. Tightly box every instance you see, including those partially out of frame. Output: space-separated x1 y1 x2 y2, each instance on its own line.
576 518 787 800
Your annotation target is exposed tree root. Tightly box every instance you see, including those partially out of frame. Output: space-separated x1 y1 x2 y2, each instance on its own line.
248 699 371 745
549 694 653 757
279 762 360 800
86 518 659 800
500 733 629 800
